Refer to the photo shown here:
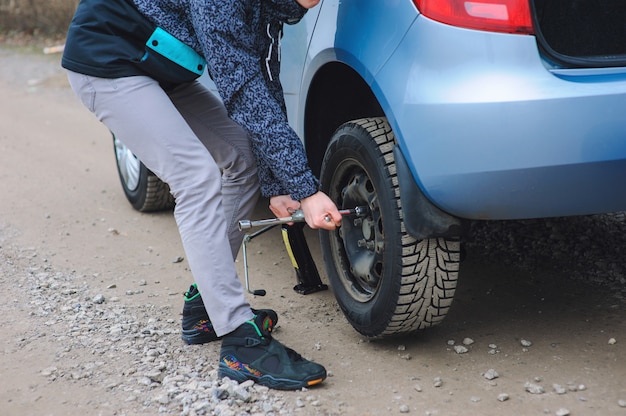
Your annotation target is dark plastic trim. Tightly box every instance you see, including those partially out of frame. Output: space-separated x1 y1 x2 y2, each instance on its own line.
394 146 467 240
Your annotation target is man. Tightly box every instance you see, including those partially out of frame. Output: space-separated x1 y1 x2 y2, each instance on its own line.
62 0 341 390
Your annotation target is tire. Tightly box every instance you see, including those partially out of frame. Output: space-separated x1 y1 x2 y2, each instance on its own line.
112 134 175 212
319 118 461 338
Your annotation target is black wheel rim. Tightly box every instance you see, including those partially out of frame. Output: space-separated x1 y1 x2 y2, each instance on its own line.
332 161 384 303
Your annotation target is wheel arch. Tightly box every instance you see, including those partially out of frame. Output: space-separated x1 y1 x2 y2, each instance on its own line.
303 62 384 177
301 62 466 239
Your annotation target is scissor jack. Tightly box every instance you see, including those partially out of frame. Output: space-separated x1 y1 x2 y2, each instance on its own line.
239 207 368 296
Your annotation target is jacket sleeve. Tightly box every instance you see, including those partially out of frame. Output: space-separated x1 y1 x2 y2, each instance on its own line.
188 1 319 200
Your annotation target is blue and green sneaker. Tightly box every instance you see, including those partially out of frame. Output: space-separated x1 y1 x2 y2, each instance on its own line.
181 283 277 345
218 311 326 390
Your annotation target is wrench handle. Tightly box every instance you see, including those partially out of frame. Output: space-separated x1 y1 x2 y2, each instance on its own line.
238 210 305 231
238 206 368 230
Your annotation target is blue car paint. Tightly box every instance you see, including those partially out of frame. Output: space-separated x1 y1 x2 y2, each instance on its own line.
378 16 626 219
281 1 626 221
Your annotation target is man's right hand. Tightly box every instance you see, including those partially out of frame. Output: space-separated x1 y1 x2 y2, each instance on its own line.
300 191 341 230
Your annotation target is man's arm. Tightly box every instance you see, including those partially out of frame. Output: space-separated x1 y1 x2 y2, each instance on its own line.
189 1 340 228
190 2 317 199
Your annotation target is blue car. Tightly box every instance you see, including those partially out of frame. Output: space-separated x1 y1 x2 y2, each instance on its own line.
114 0 626 338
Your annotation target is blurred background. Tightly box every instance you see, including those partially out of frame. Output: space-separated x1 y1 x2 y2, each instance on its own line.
0 0 77 42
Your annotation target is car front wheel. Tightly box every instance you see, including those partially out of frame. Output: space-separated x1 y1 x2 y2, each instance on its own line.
319 118 461 338
113 134 175 212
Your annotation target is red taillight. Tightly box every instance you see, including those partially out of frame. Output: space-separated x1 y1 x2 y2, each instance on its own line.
414 0 534 34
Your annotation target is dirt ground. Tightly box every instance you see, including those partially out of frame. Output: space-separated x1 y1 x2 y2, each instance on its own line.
1 45 625 416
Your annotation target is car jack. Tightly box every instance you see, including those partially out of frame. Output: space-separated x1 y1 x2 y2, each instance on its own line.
240 222 327 296
239 207 368 296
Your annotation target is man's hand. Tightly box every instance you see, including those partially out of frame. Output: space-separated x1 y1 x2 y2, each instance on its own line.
270 192 341 230
269 195 300 219
300 191 341 230
296 0 321 9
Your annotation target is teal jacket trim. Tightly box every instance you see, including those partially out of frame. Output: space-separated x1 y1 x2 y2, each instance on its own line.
145 27 206 76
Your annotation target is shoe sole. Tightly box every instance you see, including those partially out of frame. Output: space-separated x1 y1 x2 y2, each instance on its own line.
181 329 220 345
218 363 326 390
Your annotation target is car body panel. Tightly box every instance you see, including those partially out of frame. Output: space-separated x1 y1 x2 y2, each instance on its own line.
282 0 418 134
281 1 626 220
377 16 626 219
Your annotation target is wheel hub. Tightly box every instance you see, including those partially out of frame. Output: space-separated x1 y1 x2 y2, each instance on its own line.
339 172 384 301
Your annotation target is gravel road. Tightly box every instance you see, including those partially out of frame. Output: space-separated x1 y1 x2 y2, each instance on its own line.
1 44 625 416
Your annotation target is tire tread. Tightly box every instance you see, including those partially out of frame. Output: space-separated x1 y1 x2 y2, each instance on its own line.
353 118 460 337
138 173 175 212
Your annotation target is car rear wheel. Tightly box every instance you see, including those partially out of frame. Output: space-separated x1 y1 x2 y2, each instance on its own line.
112 134 175 212
319 118 461 338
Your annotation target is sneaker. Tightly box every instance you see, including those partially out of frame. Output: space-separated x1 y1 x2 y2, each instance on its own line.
181 283 278 345
218 312 326 390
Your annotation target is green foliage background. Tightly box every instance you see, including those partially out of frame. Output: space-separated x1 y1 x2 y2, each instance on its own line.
0 0 78 36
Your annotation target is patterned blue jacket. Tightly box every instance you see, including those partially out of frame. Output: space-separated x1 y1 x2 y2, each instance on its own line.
62 0 319 201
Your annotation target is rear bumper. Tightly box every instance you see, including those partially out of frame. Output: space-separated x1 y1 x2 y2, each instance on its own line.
376 17 626 220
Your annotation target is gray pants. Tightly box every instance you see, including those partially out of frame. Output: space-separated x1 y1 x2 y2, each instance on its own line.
67 72 259 336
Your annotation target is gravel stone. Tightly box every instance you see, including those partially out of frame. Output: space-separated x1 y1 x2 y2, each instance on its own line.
92 294 105 304
525 382 545 394
483 369 499 380
463 337 475 346
497 393 510 402
454 345 468 354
